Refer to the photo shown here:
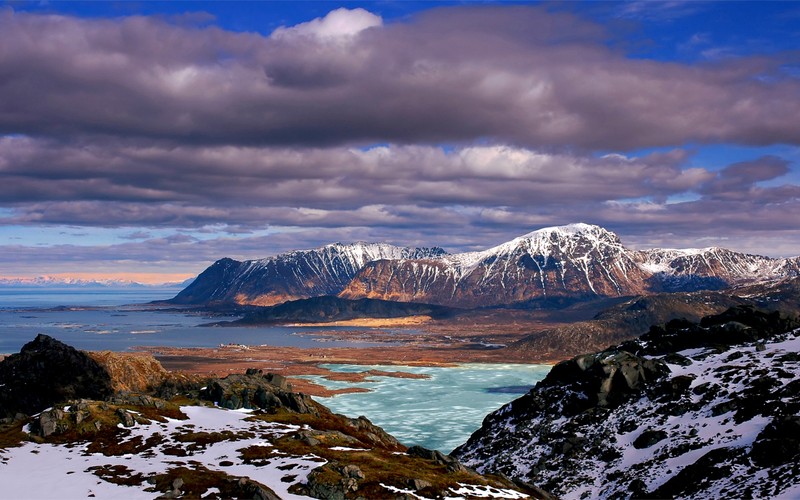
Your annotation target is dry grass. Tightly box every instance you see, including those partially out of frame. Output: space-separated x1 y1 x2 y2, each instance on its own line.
290 315 432 327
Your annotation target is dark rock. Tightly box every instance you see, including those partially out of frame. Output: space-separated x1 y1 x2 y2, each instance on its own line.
116 408 136 427
750 415 800 466
632 429 668 449
710 400 737 416
407 445 468 473
778 352 800 363
0 334 114 418
542 349 670 410
653 374 695 400
648 447 748 498
301 462 365 500
408 479 432 491
342 464 365 480
662 352 693 366
628 478 648 498
200 372 319 416
638 306 800 356
36 407 66 437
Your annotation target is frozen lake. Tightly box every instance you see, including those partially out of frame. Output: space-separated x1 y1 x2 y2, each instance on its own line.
301 362 550 453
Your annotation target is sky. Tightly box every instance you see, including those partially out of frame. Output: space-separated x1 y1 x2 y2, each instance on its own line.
1 1 800 283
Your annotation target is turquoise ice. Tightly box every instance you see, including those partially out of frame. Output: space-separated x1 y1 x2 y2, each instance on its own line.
302 362 551 453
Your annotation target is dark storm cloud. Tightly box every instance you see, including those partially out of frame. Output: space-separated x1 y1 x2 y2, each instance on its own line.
700 156 791 200
1 137 714 226
1 7 799 149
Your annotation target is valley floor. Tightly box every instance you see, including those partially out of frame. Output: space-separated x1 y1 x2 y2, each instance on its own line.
141 308 571 397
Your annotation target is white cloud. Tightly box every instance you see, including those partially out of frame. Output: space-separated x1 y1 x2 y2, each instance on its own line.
271 8 382 40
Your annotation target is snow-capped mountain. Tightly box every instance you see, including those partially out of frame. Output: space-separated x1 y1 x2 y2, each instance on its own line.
641 247 800 292
452 306 800 498
169 242 446 306
0 276 185 288
170 224 800 308
340 223 653 307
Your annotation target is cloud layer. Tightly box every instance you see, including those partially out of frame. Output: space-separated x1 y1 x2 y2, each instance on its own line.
2 7 799 149
1 5 799 277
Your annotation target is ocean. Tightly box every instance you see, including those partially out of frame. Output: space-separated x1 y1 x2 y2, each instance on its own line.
0 288 394 353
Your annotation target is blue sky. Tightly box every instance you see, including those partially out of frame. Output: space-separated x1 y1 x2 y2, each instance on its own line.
1 1 799 281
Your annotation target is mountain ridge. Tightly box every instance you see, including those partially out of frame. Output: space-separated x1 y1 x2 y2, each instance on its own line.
168 224 800 308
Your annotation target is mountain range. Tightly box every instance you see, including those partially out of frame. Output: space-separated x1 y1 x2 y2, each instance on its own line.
0 276 193 288
168 223 800 309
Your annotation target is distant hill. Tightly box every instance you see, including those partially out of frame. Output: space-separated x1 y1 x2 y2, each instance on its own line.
0 276 191 288
505 276 800 359
228 296 458 325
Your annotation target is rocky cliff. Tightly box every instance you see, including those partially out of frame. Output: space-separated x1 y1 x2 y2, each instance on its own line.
0 334 114 419
169 223 800 309
452 306 800 499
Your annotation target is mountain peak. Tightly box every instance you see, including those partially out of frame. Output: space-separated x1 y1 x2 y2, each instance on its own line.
482 222 624 259
519 223 621 244
521 222 604 238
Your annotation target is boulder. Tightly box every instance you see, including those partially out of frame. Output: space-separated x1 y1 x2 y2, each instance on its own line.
407 445 468 473
543 349 670 410
750 415 800 466
200 371 318 416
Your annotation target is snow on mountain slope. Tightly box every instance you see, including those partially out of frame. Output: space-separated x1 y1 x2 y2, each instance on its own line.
169 242 446 306
342 224 650 307
171 224 800 308
452 307 800 499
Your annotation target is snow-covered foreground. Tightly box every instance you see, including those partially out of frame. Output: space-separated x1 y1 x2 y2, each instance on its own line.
0 405 318 499
0 402 533 499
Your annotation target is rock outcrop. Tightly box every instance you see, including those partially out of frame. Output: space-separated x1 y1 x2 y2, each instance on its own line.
200 368 320 416
453 306 800 499
88 351 169 393
0 334 114 418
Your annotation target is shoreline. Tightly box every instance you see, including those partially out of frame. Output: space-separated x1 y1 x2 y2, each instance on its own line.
135 307 569 397
143 341 557 397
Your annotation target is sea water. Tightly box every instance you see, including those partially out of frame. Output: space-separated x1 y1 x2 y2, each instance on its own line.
0 288 392 353
301 363 551 453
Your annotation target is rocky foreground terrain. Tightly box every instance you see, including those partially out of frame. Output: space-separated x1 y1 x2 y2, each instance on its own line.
453 306 800 499
0 335 540 499
3 303 799 499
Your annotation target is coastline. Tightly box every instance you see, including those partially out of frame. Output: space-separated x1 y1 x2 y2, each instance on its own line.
136 308 570 396
143 342 557 397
